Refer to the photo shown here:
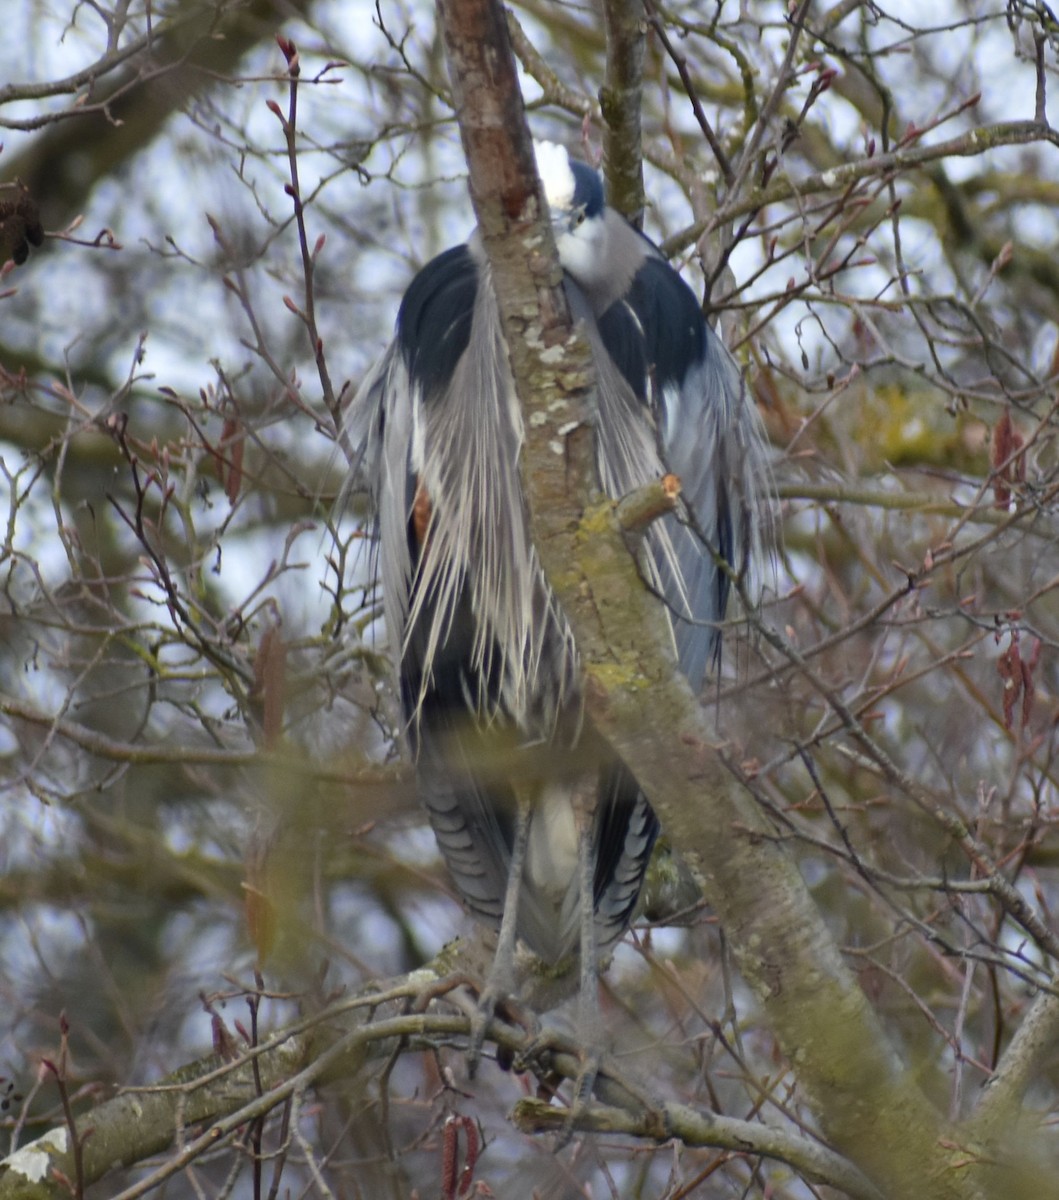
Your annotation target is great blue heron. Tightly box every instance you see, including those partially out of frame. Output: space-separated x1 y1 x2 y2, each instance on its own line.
348 140 769 1067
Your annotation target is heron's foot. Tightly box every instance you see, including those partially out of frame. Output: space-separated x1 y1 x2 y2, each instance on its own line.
512 1024 605 1145
559 1043 602 1146
492 997 540 1072
465 982 539 1077
512 1021 577 1075
465 980 501 1078
407 969 506 1076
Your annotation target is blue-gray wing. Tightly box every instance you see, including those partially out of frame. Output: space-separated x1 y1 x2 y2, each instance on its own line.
344 244 520 934
594 255 770 690
346 243 653 962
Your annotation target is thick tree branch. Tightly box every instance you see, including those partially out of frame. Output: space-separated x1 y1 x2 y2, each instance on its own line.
972 987 1059 1144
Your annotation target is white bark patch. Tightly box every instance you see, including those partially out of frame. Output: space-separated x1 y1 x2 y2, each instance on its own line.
3 1128 69 1182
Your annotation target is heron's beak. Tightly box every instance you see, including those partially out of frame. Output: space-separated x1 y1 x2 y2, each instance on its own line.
550 211 582 247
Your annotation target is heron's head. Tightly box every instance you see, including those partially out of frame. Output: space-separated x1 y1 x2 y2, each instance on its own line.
534 141 607 286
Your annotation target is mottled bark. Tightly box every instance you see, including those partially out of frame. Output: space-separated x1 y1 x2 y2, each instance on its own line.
600 0 646 226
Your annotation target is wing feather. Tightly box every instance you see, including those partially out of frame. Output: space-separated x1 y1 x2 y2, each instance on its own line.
593 250 770 690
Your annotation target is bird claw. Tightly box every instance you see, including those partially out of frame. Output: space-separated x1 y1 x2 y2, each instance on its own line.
511 1022 574 1075
511 1025 603 1145
465 983 500 1078
557 1046 602 1147
465 982 539 1076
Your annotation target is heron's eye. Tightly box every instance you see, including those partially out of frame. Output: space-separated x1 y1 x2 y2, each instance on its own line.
572 210 586 228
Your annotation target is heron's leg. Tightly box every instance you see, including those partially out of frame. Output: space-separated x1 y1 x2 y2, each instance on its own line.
467 791 532 1076
566 794 603 1131
513 781 604 1139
